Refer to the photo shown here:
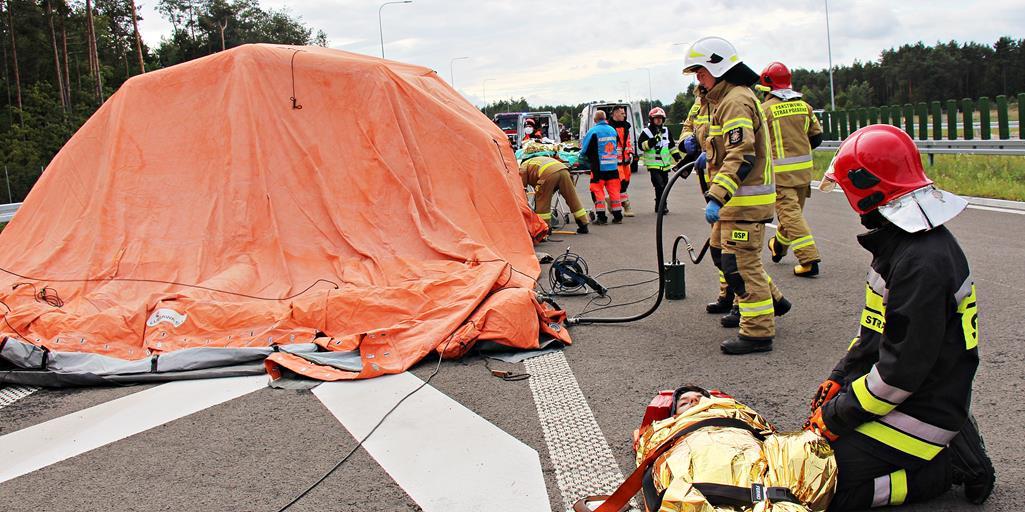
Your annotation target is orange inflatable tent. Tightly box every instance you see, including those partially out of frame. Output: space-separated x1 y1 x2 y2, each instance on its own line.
0 44 565 386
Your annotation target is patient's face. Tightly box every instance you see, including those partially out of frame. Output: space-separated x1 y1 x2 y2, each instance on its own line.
676 391 704 413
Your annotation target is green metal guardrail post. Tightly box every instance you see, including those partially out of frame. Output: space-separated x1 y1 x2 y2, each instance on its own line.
821 111 832 139
931 101 942 140
946 100 958 140
978 96 991 140
869 107 879 125
962 99 974 140
859 108 869 130
832 112 841 140
1019 93 1025 139
891 105 902 128
917 102 928 139
996 95 1009 139
839 110 850 139
903 104 915 139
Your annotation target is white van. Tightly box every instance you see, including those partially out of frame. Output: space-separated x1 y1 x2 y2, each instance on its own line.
577 101 646 169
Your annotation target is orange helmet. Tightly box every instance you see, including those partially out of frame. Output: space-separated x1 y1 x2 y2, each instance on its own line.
524 118 535 126
823 124 966 231
760 62 792 90
648 107 667 119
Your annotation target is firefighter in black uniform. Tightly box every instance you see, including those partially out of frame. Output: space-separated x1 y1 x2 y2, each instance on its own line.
806 124 995 510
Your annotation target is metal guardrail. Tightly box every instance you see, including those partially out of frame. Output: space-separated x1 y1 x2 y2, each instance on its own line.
816 139 1025 156
0 202 21 223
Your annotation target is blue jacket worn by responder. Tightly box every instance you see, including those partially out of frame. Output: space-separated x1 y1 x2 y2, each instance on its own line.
579 120 622 224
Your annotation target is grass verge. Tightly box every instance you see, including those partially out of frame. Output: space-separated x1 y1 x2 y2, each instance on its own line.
812 152 1025 202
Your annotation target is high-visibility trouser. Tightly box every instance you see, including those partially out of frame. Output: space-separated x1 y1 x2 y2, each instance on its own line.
720 221 780 339
828 437 952 511
618 162 631 202
535 168 589 226
774 185 820 264
589 177 623 213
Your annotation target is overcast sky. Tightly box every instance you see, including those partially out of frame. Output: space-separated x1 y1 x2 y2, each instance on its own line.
136 0 1025 107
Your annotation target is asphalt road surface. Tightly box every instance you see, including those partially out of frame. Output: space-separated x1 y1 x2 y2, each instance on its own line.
1 170 1022 512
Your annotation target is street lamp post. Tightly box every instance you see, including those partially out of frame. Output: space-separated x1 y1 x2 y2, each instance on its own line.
449 56 469 88
378 1 412 59
620 81 631 103
482 78 495 116
824 0 836 110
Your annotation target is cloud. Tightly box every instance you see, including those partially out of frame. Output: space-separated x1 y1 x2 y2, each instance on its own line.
136 0 1025 105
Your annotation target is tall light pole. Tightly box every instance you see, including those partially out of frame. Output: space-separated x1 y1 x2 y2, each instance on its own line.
620 81 631 103
824 0 836 110
449 56 469 88
378 0 412 59
482 78 495 117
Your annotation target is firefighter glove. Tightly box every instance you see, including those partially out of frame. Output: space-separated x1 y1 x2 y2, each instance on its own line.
704 199 721 224
805 407 838 441
810 379 842 411
683 136 700 156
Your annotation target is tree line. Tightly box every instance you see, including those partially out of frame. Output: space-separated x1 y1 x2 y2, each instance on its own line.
486 37 1023 134
0 0 326 203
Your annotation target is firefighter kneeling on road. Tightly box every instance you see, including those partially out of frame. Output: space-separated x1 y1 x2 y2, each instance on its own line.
683 36 791 354
806 124 995 510
519 155 590 234
573 385 838 512
637 107 682 213
759 62 824 277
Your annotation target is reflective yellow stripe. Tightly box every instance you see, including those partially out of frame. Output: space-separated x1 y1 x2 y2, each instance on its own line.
718 270 726 284
773 160 815 172
770 101 810 118
865 285 885 312
688 103 700 116
855 421 944 460
852 375 897 415
790 235 814 250
774 231 792 245
848 336 860 351
713 175 739 195
739 298 774 317
709 124 723 136
538 161 562 176
957 284 979 350
773 119 785 159
572 208 588 219
725 193 776 207
890 469 908 505
722 117 754 131
537 212 552 220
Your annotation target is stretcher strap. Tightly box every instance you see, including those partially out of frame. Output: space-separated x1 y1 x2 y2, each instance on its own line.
573 417 766 512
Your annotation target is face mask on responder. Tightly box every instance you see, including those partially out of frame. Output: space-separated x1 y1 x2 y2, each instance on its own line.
525 127 533 134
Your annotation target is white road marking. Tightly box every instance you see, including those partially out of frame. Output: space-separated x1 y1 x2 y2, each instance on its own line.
524 351 631 511
314 372 550 512
0 375 266 484
0 385 37 411
967 204 1025 215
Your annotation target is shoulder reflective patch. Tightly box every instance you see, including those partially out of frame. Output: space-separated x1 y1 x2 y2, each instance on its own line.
770 101 809 118
957 284 979 350
730 230 749 242
727 127 743 145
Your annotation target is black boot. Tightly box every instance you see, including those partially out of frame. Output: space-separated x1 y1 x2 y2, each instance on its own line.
576 221 589 234
950 415 996 504
768 237 787 263
794 261 820 277
720 335 773 354
706 290 734 314
774 296 792 317
611 211 623 224
594 211 608 225
720 305 740 328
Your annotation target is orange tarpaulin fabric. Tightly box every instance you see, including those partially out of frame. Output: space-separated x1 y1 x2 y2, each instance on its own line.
0 44 565 384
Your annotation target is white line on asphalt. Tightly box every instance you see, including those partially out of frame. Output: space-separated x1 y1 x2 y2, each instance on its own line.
967 204 1025 215
0 375 266 484
524 351 632 511
0 385 37 411
313 372 550 512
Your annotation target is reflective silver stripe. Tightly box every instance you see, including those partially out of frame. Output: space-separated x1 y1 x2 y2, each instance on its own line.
772 154 813 165
955 273 974 303
872 475 890 507
867 268 888 301
879 410 959 446
866 366 912 404
642 127 654 138
735 183 775 197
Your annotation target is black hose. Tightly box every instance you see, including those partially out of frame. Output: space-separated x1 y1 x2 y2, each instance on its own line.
568 161 694 325
672 234 709 264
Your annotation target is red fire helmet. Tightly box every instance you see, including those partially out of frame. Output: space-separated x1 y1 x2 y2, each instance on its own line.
759 62 792 90
648 107 667 119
